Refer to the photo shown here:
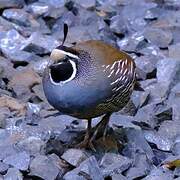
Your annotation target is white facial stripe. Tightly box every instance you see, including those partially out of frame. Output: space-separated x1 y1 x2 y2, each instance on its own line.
51 49 79 59
63 60 77 83
49 60 77 85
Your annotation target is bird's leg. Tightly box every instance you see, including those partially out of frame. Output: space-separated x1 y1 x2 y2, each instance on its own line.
75 119 93 149
90 113 111 143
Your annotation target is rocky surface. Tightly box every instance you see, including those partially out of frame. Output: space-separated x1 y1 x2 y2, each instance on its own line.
0 0 180 179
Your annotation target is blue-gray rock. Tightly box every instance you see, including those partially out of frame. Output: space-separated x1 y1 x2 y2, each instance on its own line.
126 154 152 179
48 153 65 177
0 29 26 57
22 32 59 55
16 136 45 155
2 9 39 28
61 148 88 167
74 0 96 9
157 58 180 88
109 113 140 130
29 155 59 180
3 151 30 171
0 0 24 9
64 156 103 180
110 15 127 34
4 168 23 180
39 0 65 8
143 167 173 180
0 161 9 174
144 28 173 48
144 130 172 151
27 2 49 17
112 174 128 180
117 32 146 52
124 129 155 162
174 167 180 178
100 153 132 177
169 43 180 60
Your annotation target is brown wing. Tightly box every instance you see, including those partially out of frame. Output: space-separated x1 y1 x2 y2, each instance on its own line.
74 40 132 65
74 40 136 99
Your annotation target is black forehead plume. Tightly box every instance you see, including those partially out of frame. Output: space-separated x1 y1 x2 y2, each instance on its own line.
62 23 68 46
54 23 80 57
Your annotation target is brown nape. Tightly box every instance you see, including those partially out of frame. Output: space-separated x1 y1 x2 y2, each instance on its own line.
50 61 73 83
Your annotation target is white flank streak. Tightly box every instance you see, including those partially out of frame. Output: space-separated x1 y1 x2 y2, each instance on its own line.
112 87 117 91
102 65 106 68
63 60 77 83
110 61 117 70
118 61 121 69
125 59 128 65
123 68 128 76
108 69 114 78
115 85 124 92
122 61 124 69
110 78 119 85
115 68 120 75
53 49 79 59
122 76 126 81
106 65 110 69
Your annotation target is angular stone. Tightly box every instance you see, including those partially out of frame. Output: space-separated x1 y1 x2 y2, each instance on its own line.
29 155 59 180
9 68 41 90
0 143 18 161
135 55 158 78
4 168 23 180
110 15 127 34
100 153 132 177
3 151 30 171
126 154 152 179
22 32 59 55
144 130 172 151
0 29 26 57
27 2 49 16
64 156 103 180
0 0 24 9
16 136 45 155
61 148 88 167
0 161 9 174
39 0 65 8
2 9 39 28
141 80 169 104
143 167 173 180
112 174 128 180
0 96 26 116
109 113 140 130
124 129 155 162
131 90 150 109
157 58 180 88
48 153 65 177
144 28 173 48
169 43 180 60
117 32 146 51
134 103 158 128
75 0 95 9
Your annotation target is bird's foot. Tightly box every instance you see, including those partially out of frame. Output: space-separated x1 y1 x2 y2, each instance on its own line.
75 138 96 151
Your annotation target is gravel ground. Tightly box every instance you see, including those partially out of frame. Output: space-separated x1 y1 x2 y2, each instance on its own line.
0 0 180 179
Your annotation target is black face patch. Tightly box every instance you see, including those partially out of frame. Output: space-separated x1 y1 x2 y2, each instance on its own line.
50 60 73 83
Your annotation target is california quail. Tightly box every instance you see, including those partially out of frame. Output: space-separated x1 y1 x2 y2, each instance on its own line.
43 24 141 148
